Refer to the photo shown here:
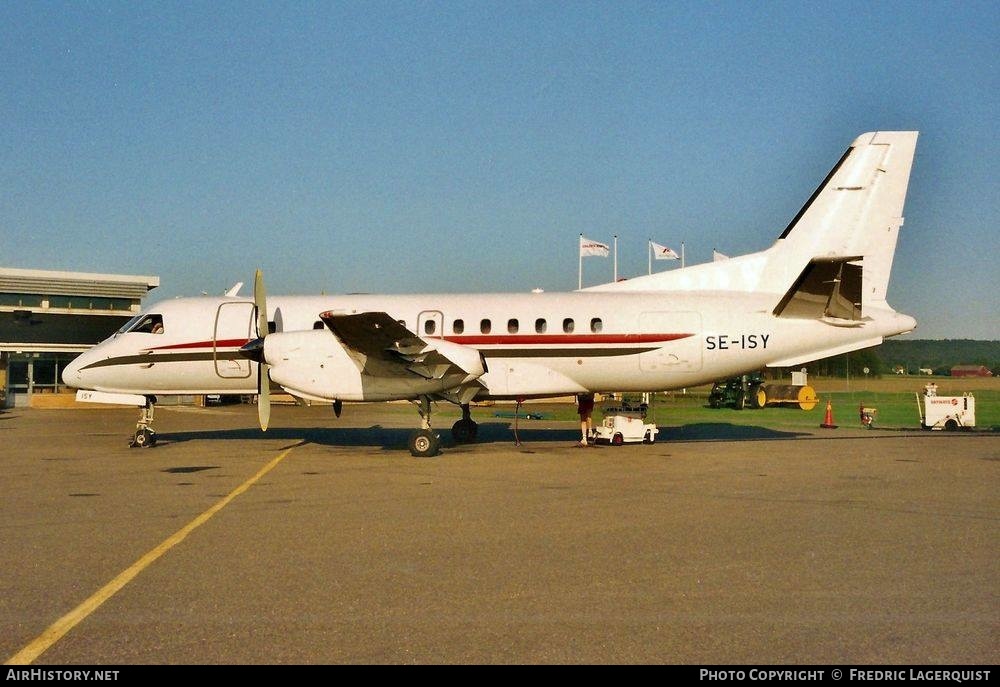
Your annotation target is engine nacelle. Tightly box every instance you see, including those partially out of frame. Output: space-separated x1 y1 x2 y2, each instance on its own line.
263 329 483 402
265 330 364 401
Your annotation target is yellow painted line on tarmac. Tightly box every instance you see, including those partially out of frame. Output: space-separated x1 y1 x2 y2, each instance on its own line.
5 442 304 665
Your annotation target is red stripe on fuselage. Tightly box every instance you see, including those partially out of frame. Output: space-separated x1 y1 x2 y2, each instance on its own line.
146 333 693 352
147 338 251 351
444 333 694 346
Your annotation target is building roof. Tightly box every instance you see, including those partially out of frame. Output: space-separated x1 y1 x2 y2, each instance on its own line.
0 267 159 299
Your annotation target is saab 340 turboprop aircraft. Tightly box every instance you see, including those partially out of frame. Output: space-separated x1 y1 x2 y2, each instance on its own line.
64 131 919 456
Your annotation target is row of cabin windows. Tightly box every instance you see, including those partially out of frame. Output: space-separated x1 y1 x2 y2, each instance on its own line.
424 317 603 336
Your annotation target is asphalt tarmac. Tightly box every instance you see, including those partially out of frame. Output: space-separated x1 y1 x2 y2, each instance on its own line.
1 404 997 664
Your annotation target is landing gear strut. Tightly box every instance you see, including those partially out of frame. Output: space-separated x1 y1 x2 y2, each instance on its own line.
408 396 440 458
451 403 478 444
129 396 157 448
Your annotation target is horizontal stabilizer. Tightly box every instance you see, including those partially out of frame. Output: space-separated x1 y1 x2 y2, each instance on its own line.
773 258 863 320
766 336 883 368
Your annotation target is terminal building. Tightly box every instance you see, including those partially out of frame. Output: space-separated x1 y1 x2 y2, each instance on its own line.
0 267 159 408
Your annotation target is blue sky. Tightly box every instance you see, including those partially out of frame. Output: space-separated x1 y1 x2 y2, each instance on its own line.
2 1 997 338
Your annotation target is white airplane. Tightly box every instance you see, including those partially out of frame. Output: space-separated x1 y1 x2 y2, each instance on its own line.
63 131 920 456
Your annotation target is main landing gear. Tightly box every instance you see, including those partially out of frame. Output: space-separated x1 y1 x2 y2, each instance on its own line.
408 396 440 458
407 399 480 458
129 396 157 448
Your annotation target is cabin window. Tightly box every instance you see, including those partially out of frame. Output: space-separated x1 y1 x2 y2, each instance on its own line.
507 318 519 334
535 318 547 333
480 319 491 334
453 319 464 335
268 321 277 334
563 318 575 333
424 319 436 335
591 317 603 333
313 321 324 330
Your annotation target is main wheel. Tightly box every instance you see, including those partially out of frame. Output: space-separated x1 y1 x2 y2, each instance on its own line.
408 429 441 458
451 419 478 444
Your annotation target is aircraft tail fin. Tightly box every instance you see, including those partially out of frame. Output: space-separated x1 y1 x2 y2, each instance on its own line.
586 131 918 321
774 131 918 313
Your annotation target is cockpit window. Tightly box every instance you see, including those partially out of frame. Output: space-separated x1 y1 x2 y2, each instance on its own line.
126 314 164 334
116 314 144 335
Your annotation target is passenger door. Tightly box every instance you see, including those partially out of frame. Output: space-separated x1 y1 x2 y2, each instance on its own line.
213 302 255 378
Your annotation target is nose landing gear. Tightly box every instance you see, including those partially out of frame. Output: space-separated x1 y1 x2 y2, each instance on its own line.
129 396 157 448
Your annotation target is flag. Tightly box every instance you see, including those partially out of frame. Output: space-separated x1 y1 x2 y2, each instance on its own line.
650 241 679 260
713 249 730 261
579 236 610 257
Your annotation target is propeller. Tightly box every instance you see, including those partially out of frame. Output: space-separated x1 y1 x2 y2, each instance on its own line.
252 269 270 431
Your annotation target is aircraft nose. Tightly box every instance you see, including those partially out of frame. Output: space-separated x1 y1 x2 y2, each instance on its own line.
62 355 85 388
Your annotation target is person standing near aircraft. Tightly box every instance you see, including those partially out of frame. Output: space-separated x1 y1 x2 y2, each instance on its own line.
577 393 595 447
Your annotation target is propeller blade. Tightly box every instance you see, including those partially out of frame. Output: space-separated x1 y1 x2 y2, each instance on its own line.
258 362 271 432
254 268 268 338
253 269 270 432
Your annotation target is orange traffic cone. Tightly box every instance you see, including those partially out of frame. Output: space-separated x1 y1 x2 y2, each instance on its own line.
820 399 838 429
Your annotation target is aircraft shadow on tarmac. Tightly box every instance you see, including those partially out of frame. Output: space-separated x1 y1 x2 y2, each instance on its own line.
153 421 809 452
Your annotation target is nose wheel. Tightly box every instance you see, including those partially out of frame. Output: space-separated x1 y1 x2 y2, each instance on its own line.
129 396 158 448
131 427 156 448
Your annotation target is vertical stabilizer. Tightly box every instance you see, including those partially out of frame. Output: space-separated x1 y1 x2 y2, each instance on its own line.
776 131 918 311
586 131 918 311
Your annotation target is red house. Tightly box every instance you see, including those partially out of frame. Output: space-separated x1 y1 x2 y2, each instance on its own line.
950 365 993 377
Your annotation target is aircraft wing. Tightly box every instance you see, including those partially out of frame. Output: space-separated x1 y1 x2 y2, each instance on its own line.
319 311 485 381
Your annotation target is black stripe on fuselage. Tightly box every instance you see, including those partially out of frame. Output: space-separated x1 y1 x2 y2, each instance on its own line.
79 351 245 370
481 347 657 358
81 346 657 370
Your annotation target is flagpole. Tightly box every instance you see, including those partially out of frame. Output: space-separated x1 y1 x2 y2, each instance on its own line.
578 234 583 290
647 239 652 275
613 234 618 282
681 242 685 269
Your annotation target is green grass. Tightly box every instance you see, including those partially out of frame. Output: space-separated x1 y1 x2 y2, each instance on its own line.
497 389 1000 431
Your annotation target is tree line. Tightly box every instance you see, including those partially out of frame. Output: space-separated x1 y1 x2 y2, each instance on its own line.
778 339 998 377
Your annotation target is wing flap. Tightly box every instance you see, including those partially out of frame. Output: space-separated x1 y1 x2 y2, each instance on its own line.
320 311 486 381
